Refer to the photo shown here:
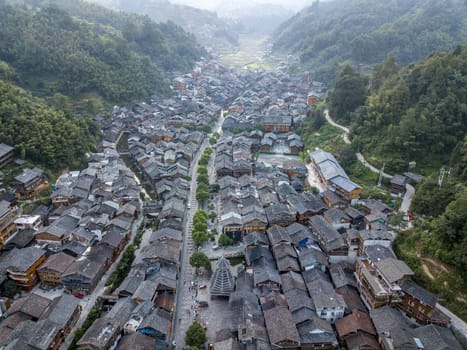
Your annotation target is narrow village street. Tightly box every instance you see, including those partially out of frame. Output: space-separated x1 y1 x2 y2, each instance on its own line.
172 110 225 348
60 198 144 350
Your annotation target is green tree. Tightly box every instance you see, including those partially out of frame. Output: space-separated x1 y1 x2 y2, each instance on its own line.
328 64 368 123
2 280 19 298
432 188 467 247
218 233 234 247
193 221 208 233
189 252 211 270
197 165 208 175
412 176 458 217
185 322 207 348
193 229 209 246
196 186 209 203
371 54 400 91
338 144 357 170
193 210 208 222
208 211 217 221
197 173 209 185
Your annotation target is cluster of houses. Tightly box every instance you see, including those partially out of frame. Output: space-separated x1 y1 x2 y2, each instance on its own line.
67 56 276 350
59 57 257 350
81 57 256 349
209 208 460 349
0 51 463 350
210 215 459 349
0 148 142 349
222 68 314 134
202 65 462 349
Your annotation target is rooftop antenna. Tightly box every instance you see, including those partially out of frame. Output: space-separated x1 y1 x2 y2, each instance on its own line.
377 163 385 187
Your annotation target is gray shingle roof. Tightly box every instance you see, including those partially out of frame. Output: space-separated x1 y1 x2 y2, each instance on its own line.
263 306 300 346
45 294 80 327
3 247 46 272
375 258 414 283
401 279 438 307
413 324 462 350
210 256 235 296
0 143 13 158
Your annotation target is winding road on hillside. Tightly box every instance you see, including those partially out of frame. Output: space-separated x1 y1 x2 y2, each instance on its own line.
322 110 467 342
322 109 415 213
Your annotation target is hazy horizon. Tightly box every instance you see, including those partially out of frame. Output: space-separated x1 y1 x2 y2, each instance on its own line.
170 0 315 13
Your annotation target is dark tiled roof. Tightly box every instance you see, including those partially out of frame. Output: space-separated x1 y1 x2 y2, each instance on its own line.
9 293 52 320
344 332 380 350
375 258 413 283
266 225 292 246
413 324 463 350
44 294 80 327
284 289 314 313
299 320 337 346
0 143 13 157
38 252 76 274
335 309 376 338
363 245 396 263
401 279 438 307
281 271 307 293
1 247 45 272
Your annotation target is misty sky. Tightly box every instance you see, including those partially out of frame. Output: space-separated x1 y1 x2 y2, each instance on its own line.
170 0 314 12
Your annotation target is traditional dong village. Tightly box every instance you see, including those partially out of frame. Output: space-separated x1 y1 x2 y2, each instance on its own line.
0 55 465 350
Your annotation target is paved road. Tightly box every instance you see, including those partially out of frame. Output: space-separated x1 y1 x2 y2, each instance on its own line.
172 110 224 349
436 303 467 342
324 109 393 179
323 109 416 214
399 184 415 214
324 109 351 143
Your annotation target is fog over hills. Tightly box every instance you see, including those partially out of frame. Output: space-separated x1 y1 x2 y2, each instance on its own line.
171 0 314 13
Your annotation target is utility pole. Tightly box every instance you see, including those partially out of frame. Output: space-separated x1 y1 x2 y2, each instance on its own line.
439 167 453 187
377 163 385 187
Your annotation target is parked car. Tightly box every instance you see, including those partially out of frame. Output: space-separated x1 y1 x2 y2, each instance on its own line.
199 284 207 289
74 293 85 299
198 301 209 308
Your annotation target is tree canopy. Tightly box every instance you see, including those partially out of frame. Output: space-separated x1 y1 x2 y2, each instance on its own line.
185 322 207 348
0 79 99 170
273 0 467 82
351 44 467 174
0 1 205 104
189 252 211 270
328 64 368 124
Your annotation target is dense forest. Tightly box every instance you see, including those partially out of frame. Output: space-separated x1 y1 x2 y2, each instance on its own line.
88 0 239 48
340 45 467 174
0 1 205 103
0 79 99 170
273 0 467 82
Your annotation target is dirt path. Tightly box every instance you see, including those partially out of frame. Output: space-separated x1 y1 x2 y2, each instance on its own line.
421 263 436 280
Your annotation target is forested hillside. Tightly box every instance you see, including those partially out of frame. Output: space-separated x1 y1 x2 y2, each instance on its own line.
347 46 467 174
273 0 467 81
88 0 239 48
320 45 467 317
0 1 205 103
0 79 99 170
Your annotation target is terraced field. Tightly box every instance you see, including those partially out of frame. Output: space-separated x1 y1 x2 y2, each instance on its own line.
219 34 284 70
